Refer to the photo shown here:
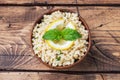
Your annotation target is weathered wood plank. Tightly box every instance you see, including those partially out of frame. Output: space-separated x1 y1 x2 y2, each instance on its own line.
0 53 49 70
0 72 102 80
0 72 120 80
0 0 75 4
0 43 96 71
0 53 97 71
77 7 120 71
77 0 120 4
78 7 120 30
102 74 120 80
1 7 119 30
0 0 34 4
35 0 76 4
0 0 120 4
90 45 120 71
91 30 120 44
0 44 115 71
1 7 120 45
0 6 120 71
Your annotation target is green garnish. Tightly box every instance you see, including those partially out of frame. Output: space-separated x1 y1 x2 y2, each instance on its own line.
42 28 82 41
42 29 62 41
56 56 61 61
61 28 82 41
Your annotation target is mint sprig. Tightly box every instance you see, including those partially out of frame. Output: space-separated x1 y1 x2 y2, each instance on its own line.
42 28 82 41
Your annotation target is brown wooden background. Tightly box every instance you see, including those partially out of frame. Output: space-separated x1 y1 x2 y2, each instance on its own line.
0 0 120 80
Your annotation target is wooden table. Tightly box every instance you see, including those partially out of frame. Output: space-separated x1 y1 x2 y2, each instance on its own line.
0 0 120 80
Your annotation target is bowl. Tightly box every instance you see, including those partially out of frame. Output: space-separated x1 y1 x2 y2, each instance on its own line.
31 9 91 69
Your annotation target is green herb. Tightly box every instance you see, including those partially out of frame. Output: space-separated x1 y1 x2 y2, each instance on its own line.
42 29 62 41
42 28 82 41
56 56 61 61
61 28 82 40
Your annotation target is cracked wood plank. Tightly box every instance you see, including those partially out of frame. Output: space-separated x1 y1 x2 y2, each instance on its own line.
0 6 120 71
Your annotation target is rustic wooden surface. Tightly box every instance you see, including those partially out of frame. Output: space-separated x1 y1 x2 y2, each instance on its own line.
0 0 120 4
0 6 120 71
0 72 120 80
0 0 120 80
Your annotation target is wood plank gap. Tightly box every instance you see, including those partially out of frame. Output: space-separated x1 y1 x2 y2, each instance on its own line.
0 3 120 7
0 69 120 74
76 0 80 16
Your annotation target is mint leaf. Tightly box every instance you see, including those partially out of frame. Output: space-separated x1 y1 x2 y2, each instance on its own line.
61 28 82 41
42 28 82 41
42 29 62 41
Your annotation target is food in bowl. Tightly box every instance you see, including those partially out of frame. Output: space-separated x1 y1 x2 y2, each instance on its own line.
32 10 89 68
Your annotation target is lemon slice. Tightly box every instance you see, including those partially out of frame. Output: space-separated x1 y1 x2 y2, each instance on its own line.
66 22 76 29
46 19 64 31
45 19 76 50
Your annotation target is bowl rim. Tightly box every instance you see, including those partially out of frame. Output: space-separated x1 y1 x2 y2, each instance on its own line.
30 8 91 69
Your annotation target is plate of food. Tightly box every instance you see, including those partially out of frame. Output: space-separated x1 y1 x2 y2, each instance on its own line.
31 9 91 69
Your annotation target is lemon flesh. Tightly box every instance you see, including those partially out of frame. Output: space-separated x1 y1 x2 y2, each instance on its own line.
45 19 75 50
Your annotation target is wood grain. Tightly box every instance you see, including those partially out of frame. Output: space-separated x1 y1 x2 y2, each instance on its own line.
0 7 96 71
0 0 75 4
0 72 120 80
78 7 120 71
0 0 120 4
0 0 34 4
0 6 120 71
0 72 103 80
77 0 120 4
35 0 76 4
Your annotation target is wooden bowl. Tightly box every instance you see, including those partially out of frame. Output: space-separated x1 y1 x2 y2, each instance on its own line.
31 9 91 69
